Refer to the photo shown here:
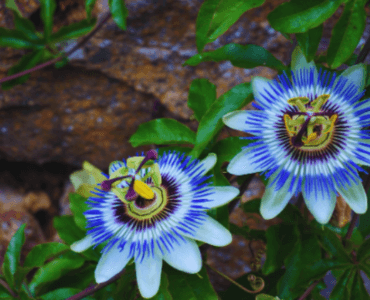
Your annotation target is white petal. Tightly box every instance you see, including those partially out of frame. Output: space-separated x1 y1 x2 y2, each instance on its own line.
203 186 239 209
339 64 366 91
291 45 317 72
95 242 133 284
182 215 232 246
70 235 95 253
337 177 367 214
163 237 201 274
302 178 337 224
199 153 217 175
252 76 277 108
260 173 296 220
135 252 163 299
227 148 266 175
223 110 249 131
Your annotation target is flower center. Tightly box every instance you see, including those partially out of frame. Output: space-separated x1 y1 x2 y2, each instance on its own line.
283 95 337 149
100 150 162 203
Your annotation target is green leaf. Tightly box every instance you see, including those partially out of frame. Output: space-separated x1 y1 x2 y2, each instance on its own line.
190 83 253 158
129 118 196 147
277 227 322 299
108 0 128 31
69 193 89 230
24 242 69 268
53 216 86 245
210 137 253 184
50 19 96 43
267 0 342 33
12 10 39 41
29 251 85 294
1 224 26 289
329 267 355 299
40 288 94 300
327 0 366 69
256 295 281 300
359 189 370 237
357 238 370 262
85 0 97 19
0 28 43 49
0 283 11 298
195 0 265 52
350 271 370 300
5 0 22 15
164 265 218 300
263 224 299 275
207 205 229 229
188 78 217 122
2 49 44 90
40 0 57 42
148 273 172 300
295 24 323 62
229 223 266 242
184 43 286 72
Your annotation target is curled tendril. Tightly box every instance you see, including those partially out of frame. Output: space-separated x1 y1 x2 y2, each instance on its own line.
247 274 265 293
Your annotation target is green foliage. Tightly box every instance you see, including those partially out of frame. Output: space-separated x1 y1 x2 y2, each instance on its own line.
188 78 217 122
196 0 265 52
185 43 286 72
86 0 97 19
327 0 367 68
0 28 43 49
295 25 323 62
109 0 129 30
190 83 253 158
129 118 196 147
40 288 95 300
24 243 69 268
50 19 97 43
268 0 342 33
40 0 57 42
1 224 26 290
69 193 89 230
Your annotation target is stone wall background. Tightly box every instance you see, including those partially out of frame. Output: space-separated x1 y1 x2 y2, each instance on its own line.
1 0 370 295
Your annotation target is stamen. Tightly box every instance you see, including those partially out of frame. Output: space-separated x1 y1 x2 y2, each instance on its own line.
136 150 158 174
311 94 330 112
134 180 155 199
305 132 317 143
287 97 309 112
101 175 132 191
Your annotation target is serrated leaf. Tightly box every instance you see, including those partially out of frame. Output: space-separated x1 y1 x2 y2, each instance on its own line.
24 242 69 268
0 28 43 49
40 0 57 42
29 251 85 294
86 0 97 19
40 288 95 300
69 193 89 230
184 43 286 72
129 118 196 147
2 49 44 90
190 83 253 158
188 78 217 122
327 0 366 69
267 0 342 33
164 265 218 300
1 224 26 289
50 19 96 43
108 0 128 30
196 0 265 52
295 24 323 62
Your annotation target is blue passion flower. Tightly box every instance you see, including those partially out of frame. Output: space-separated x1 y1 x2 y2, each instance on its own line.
223 47 369 224
71 150 239 298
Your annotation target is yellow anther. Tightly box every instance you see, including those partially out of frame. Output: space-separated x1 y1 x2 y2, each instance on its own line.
287 97 310 112
305 132 317 143
323 115 337 134
134 180 154 199
312 94 330 112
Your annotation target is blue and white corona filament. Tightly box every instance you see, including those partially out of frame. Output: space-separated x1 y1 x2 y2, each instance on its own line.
71 150 239 298
223 47 369 224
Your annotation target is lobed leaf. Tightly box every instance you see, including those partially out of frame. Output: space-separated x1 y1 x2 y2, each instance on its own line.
327 0 366 69
267 0 342 33
190 83 253 158
195 0 265 52
108 0 128 31
295 24 323 62
50 19 97 43
1 224 26 289
185 43 286 72
24 242 69 268
129 118 196 147
39 0 57 42
188 78 217 122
